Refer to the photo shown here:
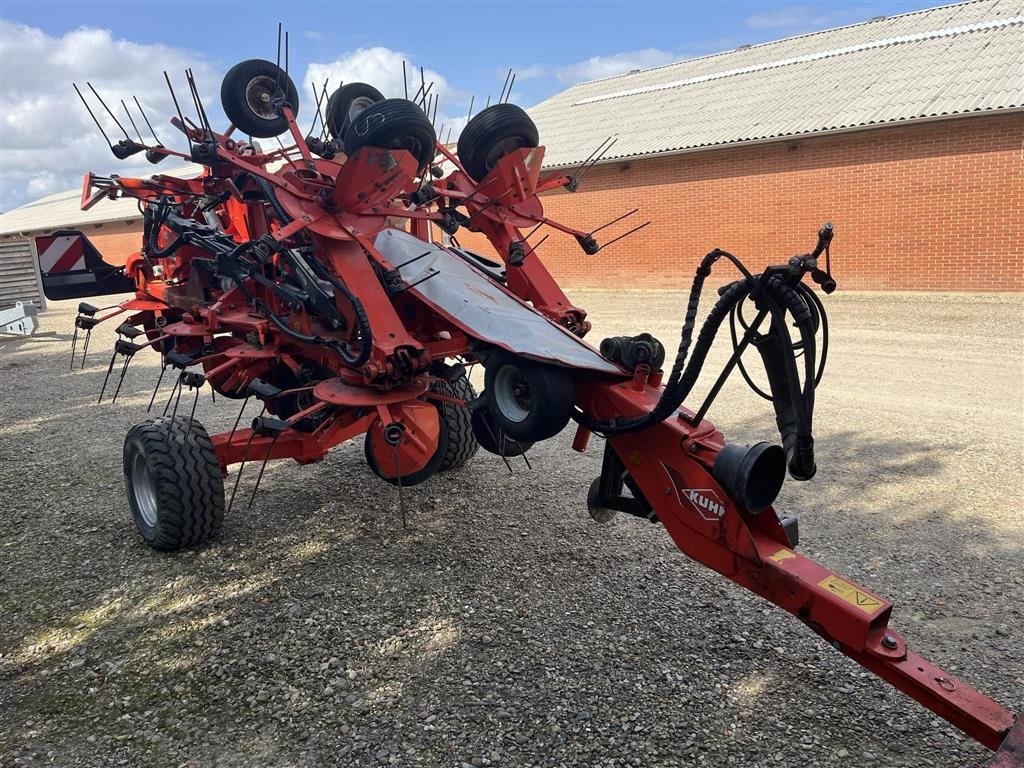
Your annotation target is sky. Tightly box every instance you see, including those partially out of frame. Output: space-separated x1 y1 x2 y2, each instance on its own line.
0 0 940 212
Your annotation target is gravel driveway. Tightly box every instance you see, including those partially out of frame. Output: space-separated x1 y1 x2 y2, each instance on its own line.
1 290 1021 768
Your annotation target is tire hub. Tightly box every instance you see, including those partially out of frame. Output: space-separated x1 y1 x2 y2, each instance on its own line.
494 366 533 423
245 75 283 121
348 95 376 123
129 450 159 529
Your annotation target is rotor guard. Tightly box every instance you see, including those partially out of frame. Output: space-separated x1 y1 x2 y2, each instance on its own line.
366 401 441 479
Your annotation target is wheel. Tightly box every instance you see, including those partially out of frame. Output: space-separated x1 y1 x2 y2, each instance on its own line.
220 59 299 138
325 82 384 140
343 98 436 171
483 351 575 442
586 478 618 524
470 406 534 457
123 416 225 551
457 103 539 181
432 375 480 471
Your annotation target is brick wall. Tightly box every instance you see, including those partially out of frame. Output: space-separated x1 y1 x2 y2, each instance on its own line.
459 113 1023 292
20 114 1021 292
79 221 142 267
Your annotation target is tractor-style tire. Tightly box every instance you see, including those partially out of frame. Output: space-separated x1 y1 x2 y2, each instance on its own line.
326 82 385 140
433 374 480 471
457 103 539 181
483 351 575 443
123 416 225 551
220 59 299 138
343 98 436 171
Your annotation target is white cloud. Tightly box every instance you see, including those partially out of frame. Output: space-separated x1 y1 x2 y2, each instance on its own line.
746 5 861 31
24 171 64 198
0 20 218 212
553 48 678 85
304 47 469 141
511 64 551 81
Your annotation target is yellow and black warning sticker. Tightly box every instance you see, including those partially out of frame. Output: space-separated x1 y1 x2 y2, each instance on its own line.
818 575 883 615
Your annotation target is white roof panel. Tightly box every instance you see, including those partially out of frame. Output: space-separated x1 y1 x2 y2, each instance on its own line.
0 163 203 237
530 0 1024 167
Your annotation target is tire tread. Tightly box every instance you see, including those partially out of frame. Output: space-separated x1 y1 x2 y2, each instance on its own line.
123 416 225 551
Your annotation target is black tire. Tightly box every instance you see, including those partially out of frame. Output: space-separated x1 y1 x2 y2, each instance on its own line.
343 98 436 171
586 477 617 524
483 351 575 442
220 59 299 138
326 82 384 140
457 103 539 181
433 375 480 471
123 416 225 551
471 406 534 457
364 417 449 486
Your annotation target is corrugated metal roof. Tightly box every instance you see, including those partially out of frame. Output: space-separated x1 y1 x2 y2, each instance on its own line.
0 163 203 237
530 0 1024 167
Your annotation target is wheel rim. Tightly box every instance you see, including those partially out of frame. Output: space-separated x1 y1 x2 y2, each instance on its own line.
493 365 532 424
244 75 282 121
130 450 159 529
348 95 376 123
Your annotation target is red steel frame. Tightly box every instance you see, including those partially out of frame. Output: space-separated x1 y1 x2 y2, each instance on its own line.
75 94 1021 764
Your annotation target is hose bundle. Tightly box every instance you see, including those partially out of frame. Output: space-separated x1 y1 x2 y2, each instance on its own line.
575 247 828 481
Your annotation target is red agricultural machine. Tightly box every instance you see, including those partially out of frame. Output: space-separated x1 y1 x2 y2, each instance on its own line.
59 50 1020 764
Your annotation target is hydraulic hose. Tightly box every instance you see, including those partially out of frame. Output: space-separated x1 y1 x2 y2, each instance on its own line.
144 201 185 258
574 272 754 435
244 174 372 369
304 256 373 368
249 174 294 225
575 254 824 483
752 278 818 480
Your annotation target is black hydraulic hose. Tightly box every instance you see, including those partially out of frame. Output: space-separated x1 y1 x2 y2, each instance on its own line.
731 281 829 398
754 277 818 480
574 276 754 435
571 249 740 434
144 202 185 258
797 282 829 387
250 174 293 224
303 253 373 368
662 248 746 390
261 305 356 361
240 174 371 368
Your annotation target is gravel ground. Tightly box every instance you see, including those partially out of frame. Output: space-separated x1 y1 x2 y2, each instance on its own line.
1 290 1021 768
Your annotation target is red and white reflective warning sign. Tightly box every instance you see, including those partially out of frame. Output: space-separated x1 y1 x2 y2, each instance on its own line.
37 234 86 274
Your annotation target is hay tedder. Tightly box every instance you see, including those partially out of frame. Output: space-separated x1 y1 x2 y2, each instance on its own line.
59 48 1020 764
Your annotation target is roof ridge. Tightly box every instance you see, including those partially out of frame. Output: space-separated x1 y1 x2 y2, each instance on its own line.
573 12 1023 106
569 0 993 89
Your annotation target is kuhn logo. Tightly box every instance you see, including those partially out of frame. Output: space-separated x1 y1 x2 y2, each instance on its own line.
685 490 725 520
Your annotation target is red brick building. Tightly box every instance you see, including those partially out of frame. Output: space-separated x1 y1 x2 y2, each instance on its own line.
510 0 1023 292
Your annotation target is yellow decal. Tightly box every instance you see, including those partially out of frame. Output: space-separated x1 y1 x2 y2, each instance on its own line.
627 449 642 466
769 549 797 563
818 575 883 615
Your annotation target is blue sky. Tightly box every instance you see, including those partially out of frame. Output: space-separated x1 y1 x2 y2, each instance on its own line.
1 0 938 210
